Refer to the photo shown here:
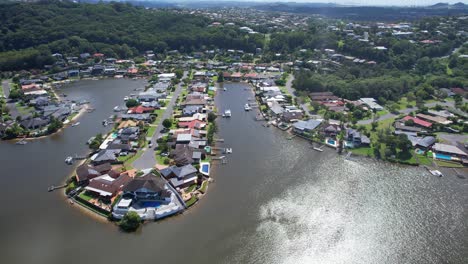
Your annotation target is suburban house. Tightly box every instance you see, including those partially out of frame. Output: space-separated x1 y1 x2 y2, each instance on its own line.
112 172 184 220
160 164 198 188
75 163 113 185
84 172 132 200
292 119 322 136
346 128 370 148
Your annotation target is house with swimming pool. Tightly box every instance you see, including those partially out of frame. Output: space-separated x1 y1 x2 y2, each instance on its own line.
431 143 468 163
112 172 185 220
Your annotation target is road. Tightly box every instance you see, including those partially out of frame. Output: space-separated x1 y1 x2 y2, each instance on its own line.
2 79 11 98
132 71 188 170
284 74 309 113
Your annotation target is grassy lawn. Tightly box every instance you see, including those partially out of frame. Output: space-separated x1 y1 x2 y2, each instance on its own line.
185 196 198 207
147 126 157 137
199 181 208 194
15 103 34 115
66 112 78 121
416 154 433 166
124 150 144 167
155 153 168 165
78 191 94 201
435 160 464 168
351 147 374 157
376 109 389 116
186 184 197 193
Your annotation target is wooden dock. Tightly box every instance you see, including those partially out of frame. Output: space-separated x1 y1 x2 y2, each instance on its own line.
48 184 67 192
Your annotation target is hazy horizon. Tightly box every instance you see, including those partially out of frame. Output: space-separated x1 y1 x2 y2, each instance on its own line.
166 0 467 7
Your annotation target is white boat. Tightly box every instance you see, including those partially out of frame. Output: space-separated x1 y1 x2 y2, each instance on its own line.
225 148 233 154
224 109 232 117
102 120 108 126
223 87 227 91
429 170 443 177
124 96 129 101
244 104 251 111
16 140 27 145
313 147 324 152
71 122 80 127
65 156 73 164
113 106 121 112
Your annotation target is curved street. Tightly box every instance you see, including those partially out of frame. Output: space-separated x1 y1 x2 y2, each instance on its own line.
132 71 188 170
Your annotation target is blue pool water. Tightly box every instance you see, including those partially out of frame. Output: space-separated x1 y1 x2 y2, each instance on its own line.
140 201 161 208
435 153 452 161
201 164 209 173
328 139 336 145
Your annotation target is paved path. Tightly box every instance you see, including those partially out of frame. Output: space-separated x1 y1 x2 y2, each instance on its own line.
133 71 188 170
2 79 11 98
283 74 309 113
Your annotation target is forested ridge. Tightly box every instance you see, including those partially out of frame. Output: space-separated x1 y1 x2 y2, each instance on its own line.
0 0 264 70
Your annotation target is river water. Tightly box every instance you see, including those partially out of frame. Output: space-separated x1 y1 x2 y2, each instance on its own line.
1 81 467 264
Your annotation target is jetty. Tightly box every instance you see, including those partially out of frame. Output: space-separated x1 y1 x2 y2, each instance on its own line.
48 184 67 192
312 144 324 152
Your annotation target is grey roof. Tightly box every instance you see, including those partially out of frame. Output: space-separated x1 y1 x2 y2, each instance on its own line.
293 119 322 131
92 149 118 163
160 164 197 179
123 173 167 193
416 136 436 148
432 143 467 156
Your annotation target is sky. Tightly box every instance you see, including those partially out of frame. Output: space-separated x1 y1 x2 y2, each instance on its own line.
174 0 467 7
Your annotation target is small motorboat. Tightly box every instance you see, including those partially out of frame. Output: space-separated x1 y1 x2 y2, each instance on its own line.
224 109 232 117
225 148 233 154
71 122 80 127
244 104 251 111
223 87 227 91
16 140 27 145
65 156 73 164
102 120 108 126
124 96 129 101
429 170 443 177
113 106 121 112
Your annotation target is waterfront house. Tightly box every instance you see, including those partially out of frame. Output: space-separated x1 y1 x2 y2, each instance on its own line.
85 172 132 200
170 144 195 166
112 172 183 220
292 119 322 136
127 105 154 114
281 111 303 123
345 129 370 148
90 149 119 165
75 163 112 185
160 164 198 188
20 117 49 130
432 143 468 160
415 136 436 151
121 173 172 204
178 120 207 130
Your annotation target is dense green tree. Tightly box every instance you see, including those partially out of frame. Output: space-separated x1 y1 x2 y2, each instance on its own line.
162 119 172 129
118 211 141 232
125 99 139 108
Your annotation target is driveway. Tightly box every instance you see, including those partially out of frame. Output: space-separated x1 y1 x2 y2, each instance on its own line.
2 79 11 98
132 71 188 170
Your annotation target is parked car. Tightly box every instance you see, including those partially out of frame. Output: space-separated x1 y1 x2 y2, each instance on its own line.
119 152 128 156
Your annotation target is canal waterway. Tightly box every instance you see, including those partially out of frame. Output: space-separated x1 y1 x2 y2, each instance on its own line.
0 81 467 264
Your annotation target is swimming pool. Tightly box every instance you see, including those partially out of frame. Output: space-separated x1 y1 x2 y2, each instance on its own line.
435 153 452 161
140 201 161 208
327 139 336 145
199 162 210 176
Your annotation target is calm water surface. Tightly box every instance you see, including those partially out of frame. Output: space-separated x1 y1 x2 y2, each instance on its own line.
0 81 467 264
